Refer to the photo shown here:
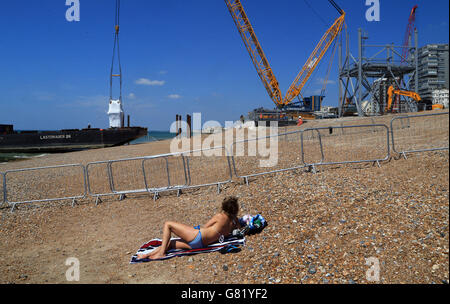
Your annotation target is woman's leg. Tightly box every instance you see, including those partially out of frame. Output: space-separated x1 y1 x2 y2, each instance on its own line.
138 221 198 260
152 221 198 259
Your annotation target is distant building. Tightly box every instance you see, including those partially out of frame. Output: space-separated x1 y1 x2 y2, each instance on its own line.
411 44 449 104
432 89 449 108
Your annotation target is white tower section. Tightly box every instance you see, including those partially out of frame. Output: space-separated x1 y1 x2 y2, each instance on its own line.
107 99 124 128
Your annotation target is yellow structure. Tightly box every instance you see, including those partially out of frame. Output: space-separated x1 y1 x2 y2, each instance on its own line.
224 0 345 109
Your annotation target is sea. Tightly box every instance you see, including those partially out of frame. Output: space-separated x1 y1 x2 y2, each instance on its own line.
0 130 176 163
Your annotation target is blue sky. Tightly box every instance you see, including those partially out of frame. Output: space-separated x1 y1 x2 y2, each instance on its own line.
0 0 448 131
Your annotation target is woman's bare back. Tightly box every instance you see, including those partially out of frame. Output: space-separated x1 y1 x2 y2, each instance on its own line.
200 212 238 245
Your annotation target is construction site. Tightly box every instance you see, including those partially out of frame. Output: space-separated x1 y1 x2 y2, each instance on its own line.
224 1 449 126
100 0 450 130
0 0 448 288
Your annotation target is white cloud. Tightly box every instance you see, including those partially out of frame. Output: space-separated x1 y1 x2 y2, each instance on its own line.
312 89 323 95
56 95 108 110
75 95 108 107
128 93 136 99
127 101 155 110
135 78 165 86
316 77 336 85
33 91 57 102
168 94 182 99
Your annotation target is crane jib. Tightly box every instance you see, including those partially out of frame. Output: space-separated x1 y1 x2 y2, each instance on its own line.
225 0 346 108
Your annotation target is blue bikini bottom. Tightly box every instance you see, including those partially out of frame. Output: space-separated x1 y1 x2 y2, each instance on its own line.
188 226 205 249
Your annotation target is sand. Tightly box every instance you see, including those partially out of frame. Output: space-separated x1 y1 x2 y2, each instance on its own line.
0 110 448 284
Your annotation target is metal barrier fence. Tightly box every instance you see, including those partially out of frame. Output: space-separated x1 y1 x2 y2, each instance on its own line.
3 164 87 211
143 153 188 198
230 130 306 185
86 157 152 204
1 171 5 206
178 146 233 194
390 112 449 159
86 154 186 203
2 113 448 211
300 124 391 172
85 146 233 203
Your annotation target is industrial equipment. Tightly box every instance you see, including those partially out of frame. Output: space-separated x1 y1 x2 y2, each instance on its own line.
108 0 125 128
224 0 345 121
386 85 421 113
401 5 418 64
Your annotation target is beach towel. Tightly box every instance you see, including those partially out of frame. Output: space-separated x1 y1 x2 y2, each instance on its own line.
130 235 245 264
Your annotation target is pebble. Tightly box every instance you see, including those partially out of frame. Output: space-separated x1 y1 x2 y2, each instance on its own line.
308 265 317 275
1 117 448 284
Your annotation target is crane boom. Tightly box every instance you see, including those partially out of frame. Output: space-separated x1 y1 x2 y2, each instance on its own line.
284 11 345 106
401 5 418 64
225 0 345 109
224 0 283 105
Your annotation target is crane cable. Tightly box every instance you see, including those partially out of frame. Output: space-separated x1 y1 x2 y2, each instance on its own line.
110 0 122 102
320 35 339 96
302 0 328 27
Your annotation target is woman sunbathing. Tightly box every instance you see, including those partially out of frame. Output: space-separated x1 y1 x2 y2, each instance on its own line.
137 196 241 260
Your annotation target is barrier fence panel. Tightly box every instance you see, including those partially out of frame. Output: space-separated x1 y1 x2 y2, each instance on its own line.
86 161 115 203
301 124 390 171
391 112 449 158
299 128 324 168
109 157 148 197
1 172 5 206
231 130 306 184
181 146 233 192
143 153 188 197
4 164 86 211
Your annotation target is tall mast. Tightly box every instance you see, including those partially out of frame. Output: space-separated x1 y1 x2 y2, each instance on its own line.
108 0 124 128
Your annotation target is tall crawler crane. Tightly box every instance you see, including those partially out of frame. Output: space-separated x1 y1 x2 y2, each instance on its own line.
224 0 346 109
401 5 418 64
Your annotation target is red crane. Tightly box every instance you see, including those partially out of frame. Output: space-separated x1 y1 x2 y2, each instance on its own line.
401 5 418 64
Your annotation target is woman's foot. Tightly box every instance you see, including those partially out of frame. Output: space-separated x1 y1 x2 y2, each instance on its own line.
136 252 150 260
149 251 166 260
136 248 166 260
